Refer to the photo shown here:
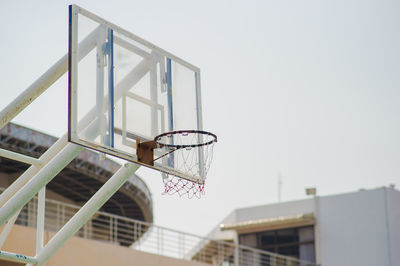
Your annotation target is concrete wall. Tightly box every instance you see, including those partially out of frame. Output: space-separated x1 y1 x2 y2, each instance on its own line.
318 188 398 266
1 225 209 266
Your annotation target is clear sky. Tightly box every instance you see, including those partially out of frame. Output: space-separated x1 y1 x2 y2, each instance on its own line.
1 0 400 236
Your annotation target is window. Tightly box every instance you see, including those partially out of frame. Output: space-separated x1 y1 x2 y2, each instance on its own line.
239 226 315 262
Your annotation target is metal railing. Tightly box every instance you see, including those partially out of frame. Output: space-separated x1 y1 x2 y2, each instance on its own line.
15 195 149 247
3 188 318 266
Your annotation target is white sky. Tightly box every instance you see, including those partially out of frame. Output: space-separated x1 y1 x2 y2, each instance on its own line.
1 0 400 236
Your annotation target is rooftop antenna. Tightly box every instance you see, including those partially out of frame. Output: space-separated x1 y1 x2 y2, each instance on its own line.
278 172 282 202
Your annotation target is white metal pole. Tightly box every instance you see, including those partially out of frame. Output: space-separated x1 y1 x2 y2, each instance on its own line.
0 148 41 166
36 187 46 253
150 64 158 136
0 27 99 207
0 54 67 129
96 27 106 146
33 163 140 266
234 233 239 266
0 27 99 130
0 250 38 264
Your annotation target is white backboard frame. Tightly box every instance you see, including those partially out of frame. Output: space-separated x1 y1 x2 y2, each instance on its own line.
68 4 204 182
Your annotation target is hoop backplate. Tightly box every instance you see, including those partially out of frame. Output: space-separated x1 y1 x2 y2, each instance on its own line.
68 5 205 183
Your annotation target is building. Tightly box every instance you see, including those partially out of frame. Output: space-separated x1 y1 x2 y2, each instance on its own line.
207 187 400 266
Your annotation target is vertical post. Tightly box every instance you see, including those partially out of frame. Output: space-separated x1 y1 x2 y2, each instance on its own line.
157 227 160 255
166 58 174 167
114 217 118 244
234 233 240 266
61 205 66 229
217 242 221 265
212 256 218 266
166 58 173 132
36 187 46 253
137 223 142 250
150 64 158 136
96 27 106 145
28 197 36 227
56 204 60 229
133 221 137 242
161 227 164 255
68 4 79 140
194 72 204 177
109 217 114 242
106 28 114 148
178 232 184 258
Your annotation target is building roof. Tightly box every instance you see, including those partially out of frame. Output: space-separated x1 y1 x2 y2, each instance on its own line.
220 213 314 234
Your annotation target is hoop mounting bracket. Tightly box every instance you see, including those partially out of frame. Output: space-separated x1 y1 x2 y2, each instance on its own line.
136 140 158 166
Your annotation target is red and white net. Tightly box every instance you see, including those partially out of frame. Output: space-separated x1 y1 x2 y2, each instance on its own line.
155 130 216 198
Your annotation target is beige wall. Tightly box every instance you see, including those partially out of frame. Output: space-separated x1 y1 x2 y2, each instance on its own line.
1 225 209 266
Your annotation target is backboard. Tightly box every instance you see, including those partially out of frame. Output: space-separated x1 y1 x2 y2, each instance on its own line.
68 5 207 184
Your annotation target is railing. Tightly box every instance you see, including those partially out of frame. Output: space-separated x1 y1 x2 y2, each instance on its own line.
3 188 318 266
15 195 149 247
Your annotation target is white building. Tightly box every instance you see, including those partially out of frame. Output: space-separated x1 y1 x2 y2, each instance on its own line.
208 187 400 266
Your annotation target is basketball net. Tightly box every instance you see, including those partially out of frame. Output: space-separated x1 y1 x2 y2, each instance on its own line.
155 130 216 198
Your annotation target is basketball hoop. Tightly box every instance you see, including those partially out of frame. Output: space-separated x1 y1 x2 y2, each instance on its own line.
154 130 217 198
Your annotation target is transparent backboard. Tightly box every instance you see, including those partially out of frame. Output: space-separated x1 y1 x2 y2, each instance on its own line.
68 5 204 183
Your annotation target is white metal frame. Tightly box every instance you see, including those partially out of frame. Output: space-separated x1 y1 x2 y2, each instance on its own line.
0 7 142 265
68 4 205 184
121 90 166 146
0 4 208 264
